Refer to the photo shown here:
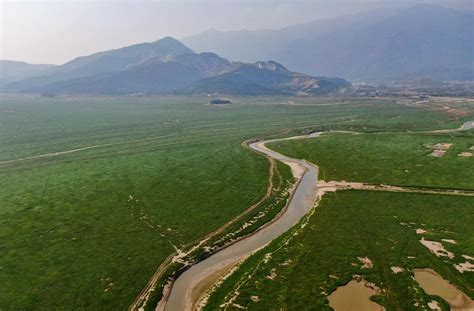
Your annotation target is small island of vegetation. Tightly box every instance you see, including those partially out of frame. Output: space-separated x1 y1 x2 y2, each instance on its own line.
209 98 232 105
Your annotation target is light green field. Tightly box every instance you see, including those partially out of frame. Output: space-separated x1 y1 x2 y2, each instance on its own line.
0 95 471 309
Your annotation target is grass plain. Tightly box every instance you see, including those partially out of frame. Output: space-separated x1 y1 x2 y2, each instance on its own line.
205 99 474 310
269 131 474 190
205 191 474 310
0 94 472 309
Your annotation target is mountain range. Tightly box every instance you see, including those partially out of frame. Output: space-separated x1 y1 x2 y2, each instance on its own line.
2 3 471 95
0 38 349 96
183 4 474 82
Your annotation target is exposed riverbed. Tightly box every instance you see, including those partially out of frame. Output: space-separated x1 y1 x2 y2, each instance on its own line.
163 135 319 310
162 128 474 310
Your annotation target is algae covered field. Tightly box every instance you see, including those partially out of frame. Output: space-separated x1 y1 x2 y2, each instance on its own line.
204 191 474 310
0 95 471 309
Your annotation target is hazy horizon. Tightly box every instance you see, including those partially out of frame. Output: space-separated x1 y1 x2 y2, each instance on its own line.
1 0 473 65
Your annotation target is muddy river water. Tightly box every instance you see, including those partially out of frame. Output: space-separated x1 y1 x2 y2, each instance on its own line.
164 136 319 310
413 269 474 310
328 280 384 311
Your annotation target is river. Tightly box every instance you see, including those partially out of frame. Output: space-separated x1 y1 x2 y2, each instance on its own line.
164 135 319 310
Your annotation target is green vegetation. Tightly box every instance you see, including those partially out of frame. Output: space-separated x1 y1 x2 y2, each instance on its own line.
205 104 474 310
269 131 474 190
0 94 470 309
205 191 474 310
143 160 295 309
197 160 295 253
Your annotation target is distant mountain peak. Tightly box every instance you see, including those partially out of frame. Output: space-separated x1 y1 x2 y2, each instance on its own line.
152 36 193 50
155 36 180 42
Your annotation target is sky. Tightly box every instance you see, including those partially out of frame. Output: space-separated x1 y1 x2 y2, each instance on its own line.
1 0 472 64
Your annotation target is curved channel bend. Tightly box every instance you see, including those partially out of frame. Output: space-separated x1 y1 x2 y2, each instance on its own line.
164 135 320 311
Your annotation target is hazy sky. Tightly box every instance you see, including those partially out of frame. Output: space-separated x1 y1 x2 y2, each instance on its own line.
1 0 472 64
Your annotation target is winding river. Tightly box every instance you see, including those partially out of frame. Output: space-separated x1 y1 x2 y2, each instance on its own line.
162 121 474 310
164 135 320 310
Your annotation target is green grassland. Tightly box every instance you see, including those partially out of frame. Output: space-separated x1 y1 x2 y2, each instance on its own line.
0 95 471 309
269 131 474 190
205 191 474 310
187 160 296 260
144 160 295 309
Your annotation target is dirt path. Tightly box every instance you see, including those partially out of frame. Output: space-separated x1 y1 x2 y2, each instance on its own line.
316 181 474 197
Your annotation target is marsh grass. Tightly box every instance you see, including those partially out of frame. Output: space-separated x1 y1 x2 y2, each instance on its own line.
205 191 474 310
270 131 474 190
0 95 470 309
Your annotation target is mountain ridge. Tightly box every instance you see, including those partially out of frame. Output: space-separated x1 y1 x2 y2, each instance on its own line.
3 38 349 96
183 4 474 82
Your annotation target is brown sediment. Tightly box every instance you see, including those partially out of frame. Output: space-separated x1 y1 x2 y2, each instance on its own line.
266 268 277 280
328 280 385 311
430 149 447 157
428 300 441 311
250 296 260 302
454 261 474 273
314 181 474 197
391 266 404 274
190 258 243 311
424 142 452 157
357 257 374 269
424 143 453 150
441 239 457 244
419 238 455 259
413 269 474 310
